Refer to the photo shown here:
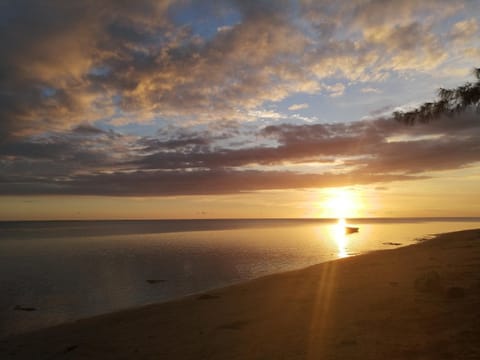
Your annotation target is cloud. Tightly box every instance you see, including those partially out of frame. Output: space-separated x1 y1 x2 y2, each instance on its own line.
0 127 135 179
0 0 174 140
363 22 446 71
1 109 479 196
288 103 309 111
247 109 284 120
72 124 109 136
0 0 475 141
350 0 462 29
1 1 479 197
361 87 381 94
449 18 478 42
0 168 423 197
324 83 346 97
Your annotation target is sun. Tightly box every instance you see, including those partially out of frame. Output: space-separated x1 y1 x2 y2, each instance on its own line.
324 188 360 219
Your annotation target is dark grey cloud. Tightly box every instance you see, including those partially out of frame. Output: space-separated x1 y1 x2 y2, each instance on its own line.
0 168 423 196
0 127 135 180
72 124 109 136
0 111 479 196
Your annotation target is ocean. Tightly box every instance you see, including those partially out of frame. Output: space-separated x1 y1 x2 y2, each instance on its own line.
1 218 479 338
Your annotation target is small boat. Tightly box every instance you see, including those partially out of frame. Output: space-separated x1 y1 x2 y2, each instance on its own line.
345 226 359 235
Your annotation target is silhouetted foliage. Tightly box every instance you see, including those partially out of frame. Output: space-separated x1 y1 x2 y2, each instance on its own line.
394 68 480 125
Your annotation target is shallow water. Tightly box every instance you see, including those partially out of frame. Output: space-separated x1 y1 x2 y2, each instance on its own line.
0 218 479 337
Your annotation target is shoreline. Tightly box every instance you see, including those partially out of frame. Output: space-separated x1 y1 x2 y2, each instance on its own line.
0 228 434 339
2 228 480 359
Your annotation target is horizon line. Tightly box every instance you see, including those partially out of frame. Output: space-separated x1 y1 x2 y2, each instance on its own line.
2 216 480 223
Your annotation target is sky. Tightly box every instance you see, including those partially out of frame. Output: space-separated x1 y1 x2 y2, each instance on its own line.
0 0 479 220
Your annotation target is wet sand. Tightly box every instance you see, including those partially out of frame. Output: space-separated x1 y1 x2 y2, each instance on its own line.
1 229 480 359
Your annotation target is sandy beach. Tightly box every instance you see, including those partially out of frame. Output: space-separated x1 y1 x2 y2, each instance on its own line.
1 228 479 359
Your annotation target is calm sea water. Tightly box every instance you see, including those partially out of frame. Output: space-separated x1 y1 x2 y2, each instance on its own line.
0 218 479 337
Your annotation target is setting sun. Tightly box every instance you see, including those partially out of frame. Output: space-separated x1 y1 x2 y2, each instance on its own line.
324 189 361 218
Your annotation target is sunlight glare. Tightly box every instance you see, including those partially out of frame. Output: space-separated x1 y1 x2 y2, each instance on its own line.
331 218 349 258
324 189 361 218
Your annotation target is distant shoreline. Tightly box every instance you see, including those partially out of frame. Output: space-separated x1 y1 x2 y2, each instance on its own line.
3 228 480 359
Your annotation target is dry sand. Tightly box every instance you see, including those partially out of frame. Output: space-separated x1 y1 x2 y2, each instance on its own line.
1 229 480 359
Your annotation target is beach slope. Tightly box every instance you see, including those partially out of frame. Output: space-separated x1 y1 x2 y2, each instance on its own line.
2 229 480 359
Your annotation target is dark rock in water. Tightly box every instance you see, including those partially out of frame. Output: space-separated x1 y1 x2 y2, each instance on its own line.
382 242 402 246
146 279 166 284
13 305 36 311
446 286 465 299
414 270 443 293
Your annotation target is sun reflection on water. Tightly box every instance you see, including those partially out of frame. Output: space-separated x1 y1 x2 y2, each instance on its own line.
330 218 349 258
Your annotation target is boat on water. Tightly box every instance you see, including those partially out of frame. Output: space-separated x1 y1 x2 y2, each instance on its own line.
345 226 359 235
